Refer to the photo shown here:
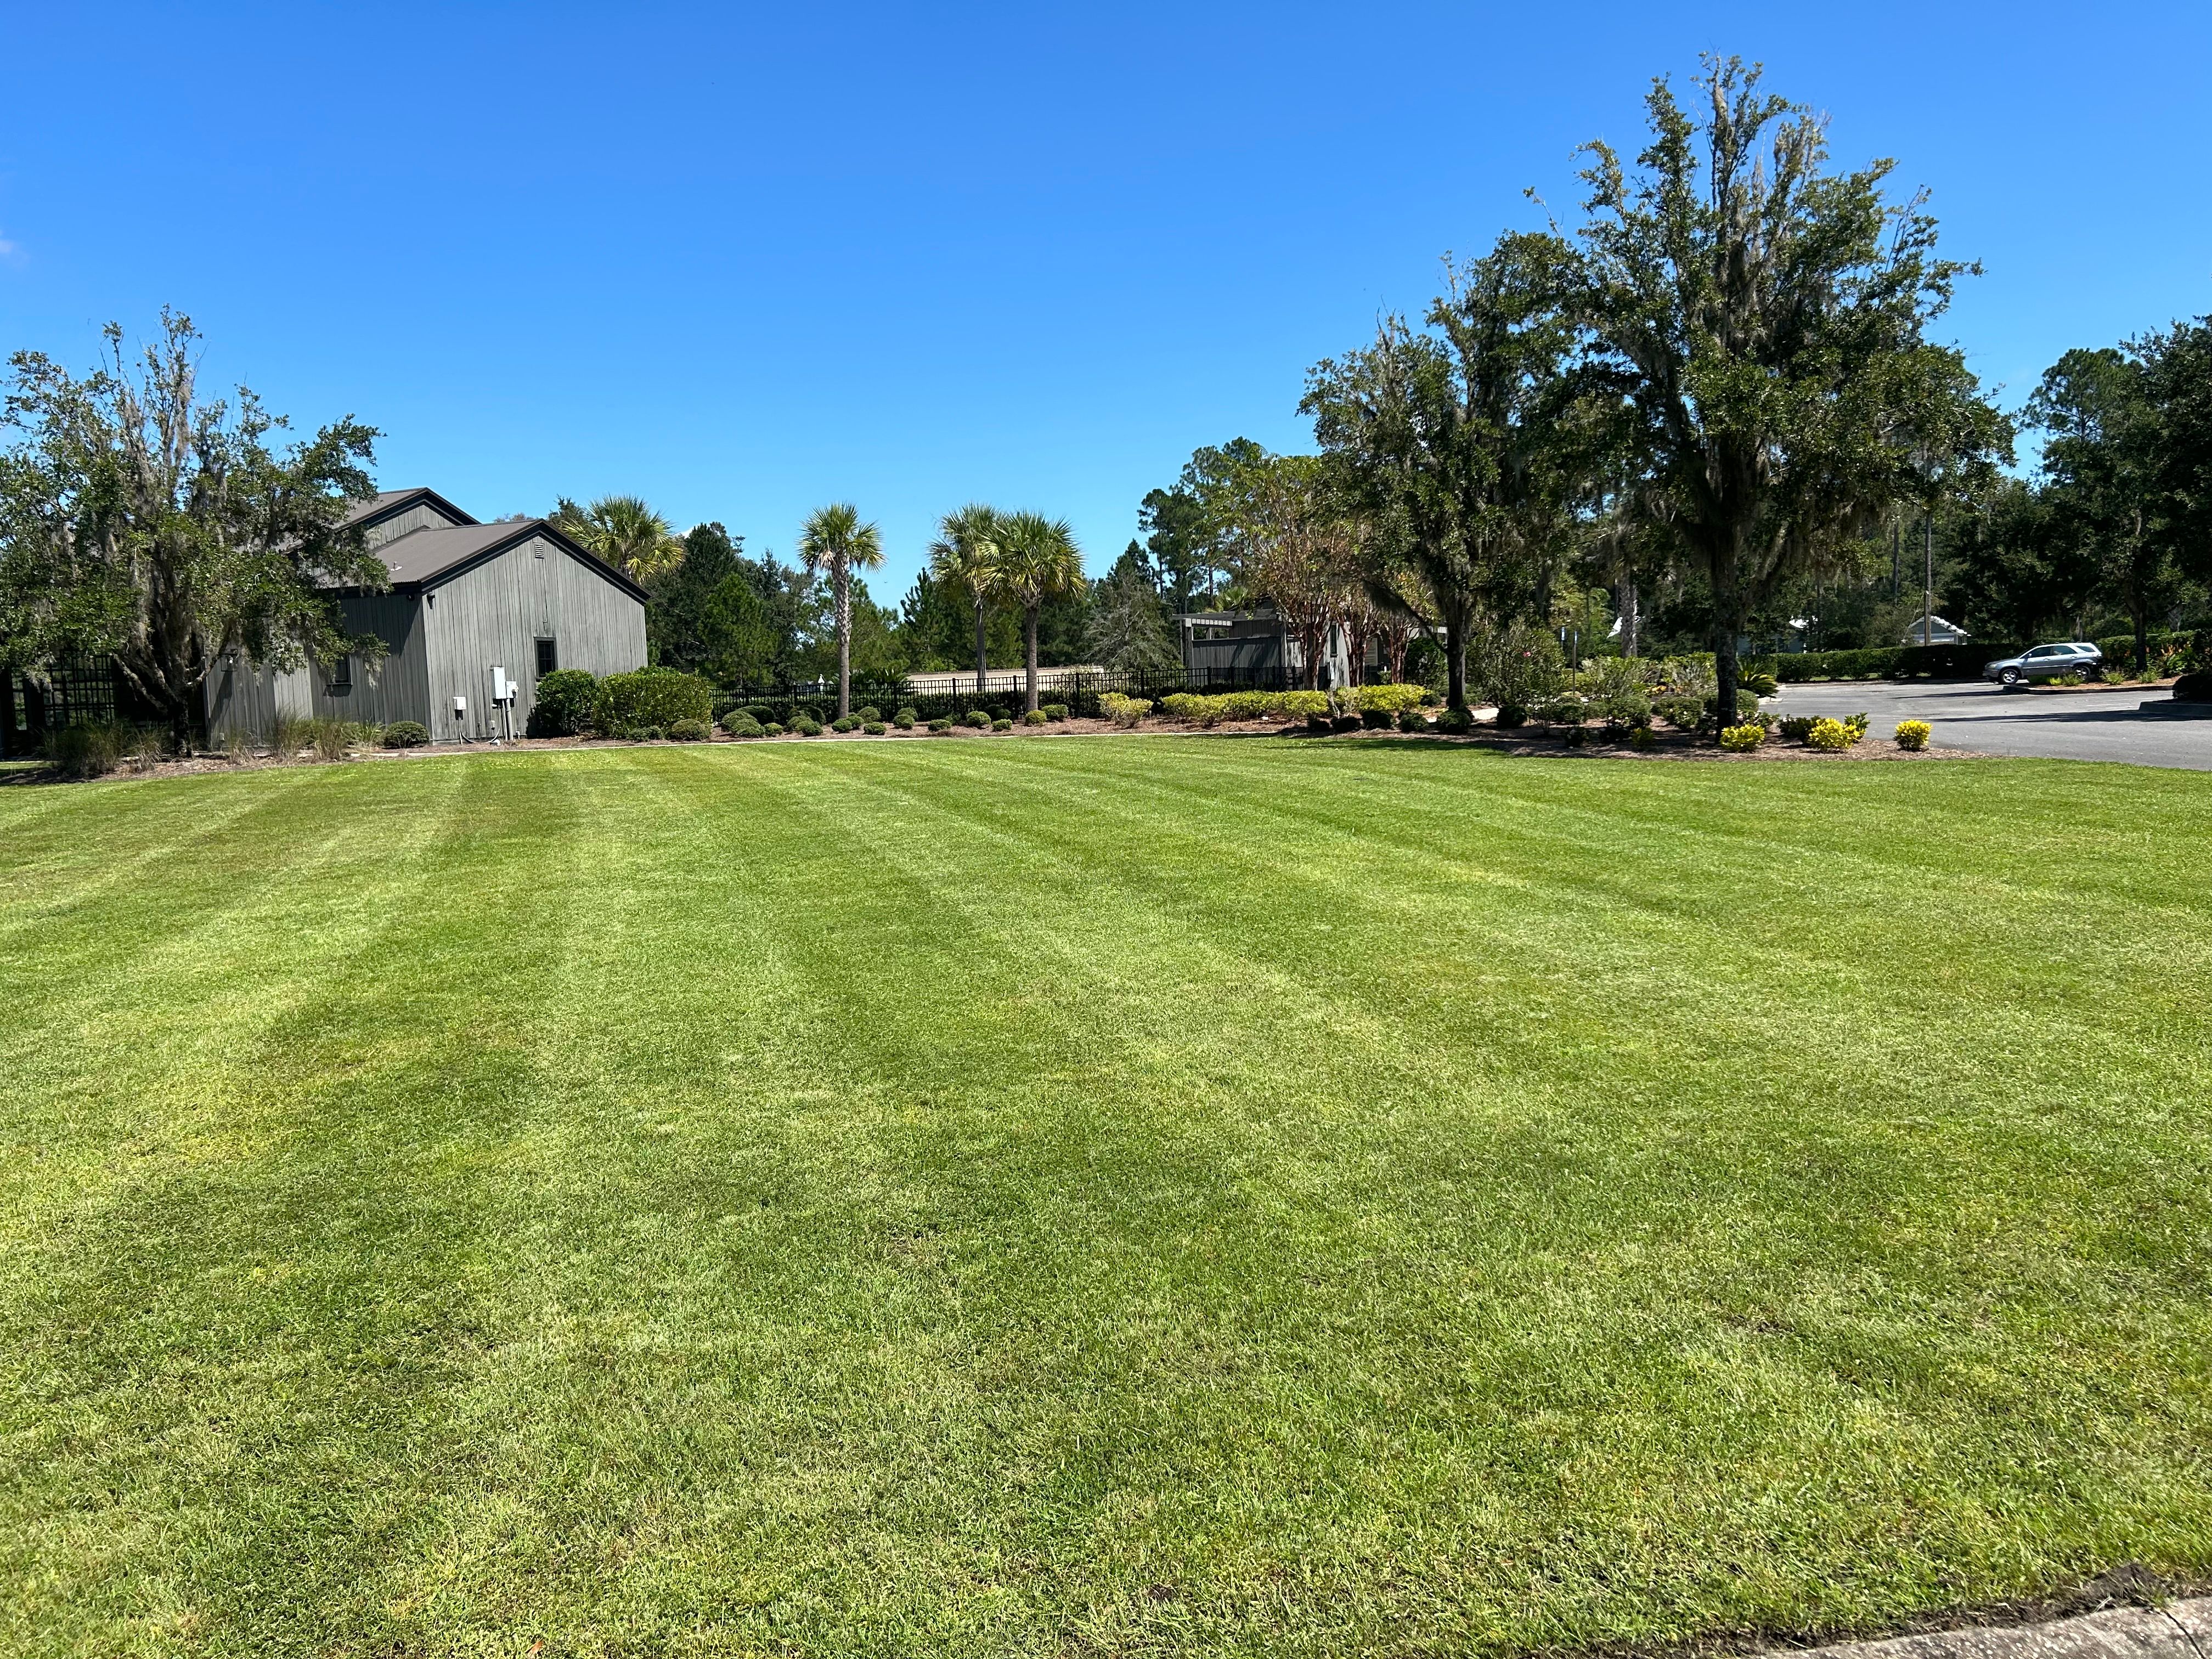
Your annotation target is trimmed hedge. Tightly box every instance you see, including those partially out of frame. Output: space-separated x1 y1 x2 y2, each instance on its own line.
381 721 430 748
597 668 713 732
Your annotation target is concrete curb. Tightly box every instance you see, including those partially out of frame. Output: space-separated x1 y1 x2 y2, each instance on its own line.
1785 1599 2210 1659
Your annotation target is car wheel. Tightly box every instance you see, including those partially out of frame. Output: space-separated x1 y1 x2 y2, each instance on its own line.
1999 668 2022 687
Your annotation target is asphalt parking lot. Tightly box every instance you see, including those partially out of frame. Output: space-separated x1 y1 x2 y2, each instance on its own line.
1771 679 2212 770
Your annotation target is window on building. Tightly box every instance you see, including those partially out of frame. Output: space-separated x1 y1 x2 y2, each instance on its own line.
328 654 353 693
535 637 558 675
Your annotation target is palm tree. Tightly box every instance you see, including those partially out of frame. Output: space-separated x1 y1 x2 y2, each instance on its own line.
989 512 1085 713
798 503 884 718
551 495 685 582
927 503 1003 692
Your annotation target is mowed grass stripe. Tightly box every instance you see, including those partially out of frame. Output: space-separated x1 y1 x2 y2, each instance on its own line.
0 741 2207 1657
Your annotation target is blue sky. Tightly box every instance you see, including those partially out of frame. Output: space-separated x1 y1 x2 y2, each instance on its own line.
3 2 2209 597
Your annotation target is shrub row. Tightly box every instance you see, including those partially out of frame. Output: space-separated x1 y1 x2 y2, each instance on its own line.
529 667 715 737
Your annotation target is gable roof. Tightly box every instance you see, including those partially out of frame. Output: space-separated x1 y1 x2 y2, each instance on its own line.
345 487 478 534
366 518 650 603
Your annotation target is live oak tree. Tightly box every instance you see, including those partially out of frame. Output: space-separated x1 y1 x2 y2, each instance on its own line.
988 511 1084 712
1568 55 2007 722
798 503 883 719
1304 233 1578 710
0 310 384 748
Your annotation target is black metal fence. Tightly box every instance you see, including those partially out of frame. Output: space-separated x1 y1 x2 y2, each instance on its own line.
716 664 1297 723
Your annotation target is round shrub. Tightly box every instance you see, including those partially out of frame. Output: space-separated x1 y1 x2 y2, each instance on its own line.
1041 703 1070 722
788 715 823 737
831 715 861 733
641 726 665 742
744 703 776 722
1022 709 1048 725
1435 707 1475 735
2172 671 2212 702
962 709 991 729
1361 707 1393 729
1720 722 1764 751
1805 717 1853 752
1654 696 1704 730
1396 708 1428 733
929 716 955 732
893 707 918 729
528 669 600 736
723 714 765 738
1779 715 1816 743
1099 693 1150 727
856 706 882 723
864 720 887 735
1489 706 1523 730
668 719 709 742
1894 719 1932 752
1306 712 1333 734
1629 725 1656 750
381 720 430 748
762 722 786 736
992 716 1013 731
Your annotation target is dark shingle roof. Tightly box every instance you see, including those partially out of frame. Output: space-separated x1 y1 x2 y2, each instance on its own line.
344 487 478 532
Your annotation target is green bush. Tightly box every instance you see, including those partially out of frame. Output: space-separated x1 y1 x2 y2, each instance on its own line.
1740 670 1779 697
723 714 765 738
668 719 709 742
1023 709 1048 725
856 706 881 723
894 707 919 729
1100 693 1150 727
1534 695 1587 725
929 717 955 732
1352 683 1427 714
1361 706 1393 729
1435 707 1474 735
788 715 823 736
744 703 776 722
596 668 712 733
762 722 786 737
2172 672 2212 702
955 709 986 729
1805 717 1853 751
864 720 887 735
1491 706 1525 730
1629 725 1656 750
992 716 1014 731
1780 716 1816 743
529 669 600 736
1396 708 1429 733
1894 719 1932 751
831 715 861 733
42 721 132 779
1720 722 1765 751
1471 619 1566 712
1041 703 1069 721
381 720 430 748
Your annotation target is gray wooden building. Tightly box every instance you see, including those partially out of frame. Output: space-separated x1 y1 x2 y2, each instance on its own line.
204 488 648 744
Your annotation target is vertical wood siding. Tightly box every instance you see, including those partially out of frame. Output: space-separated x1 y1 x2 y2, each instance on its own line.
422 537 646 741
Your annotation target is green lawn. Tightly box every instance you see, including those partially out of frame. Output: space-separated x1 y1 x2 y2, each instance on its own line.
3 737 2209 1657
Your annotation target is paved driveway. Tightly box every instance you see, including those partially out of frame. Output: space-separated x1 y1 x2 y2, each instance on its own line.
1770 680 2212 770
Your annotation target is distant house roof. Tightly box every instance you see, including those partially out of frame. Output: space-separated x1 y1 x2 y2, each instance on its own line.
364 518 650 603
344 487 478 533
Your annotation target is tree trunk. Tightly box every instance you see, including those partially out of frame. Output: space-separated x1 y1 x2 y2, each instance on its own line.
1024 606 1041 713
1712 625 1740 742
1444 620 1468 711
836 566 851 719
974 600 989 692
1615 575 1640 658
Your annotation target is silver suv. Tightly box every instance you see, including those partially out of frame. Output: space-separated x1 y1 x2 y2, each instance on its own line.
1981 641 2103 688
